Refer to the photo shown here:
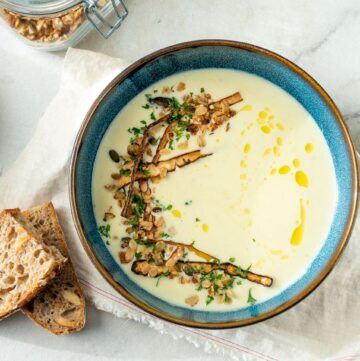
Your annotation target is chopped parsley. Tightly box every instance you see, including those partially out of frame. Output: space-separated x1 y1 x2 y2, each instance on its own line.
206 295 214 305
247 288 257 305
132 193 144 218
128 218 139 226
200 87 205 93
160 232 170 239
98 224 110 238
150 112 156 121
236 264 252 278
135 239 153 246
135 252 142 260
195 217 200 222
190 240 196 246
154 199 172 212
142 104 150 109
139 163 150 177
119 169 131 176
229 257 236 263
252 238 256 242
185 200 193 205
105 240 110 245
168 138 174 150
169 97 180 110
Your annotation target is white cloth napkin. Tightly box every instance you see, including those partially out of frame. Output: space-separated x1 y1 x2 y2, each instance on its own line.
0 48 359 361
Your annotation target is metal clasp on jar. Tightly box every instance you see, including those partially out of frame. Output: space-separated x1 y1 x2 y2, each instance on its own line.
84 0 127 38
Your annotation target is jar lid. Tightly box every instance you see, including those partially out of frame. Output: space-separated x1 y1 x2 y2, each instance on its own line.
0 0 83 16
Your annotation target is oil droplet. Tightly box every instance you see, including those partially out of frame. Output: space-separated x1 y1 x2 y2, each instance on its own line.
243 143 251 154
243 208 251 215
281 255 289 260
240 160 247 168
172 210 182 218
261 125 271 134
305 143 314 153
239 105 253 112
263 148 272 157
293 159 300 168
240 173 247 180
273 146 280 156
295 171 309 188
240 129 246 136
247 122 254 130
290 199 306 246
259 111 267 119
216 138 220 143
279 165 291 174
202 224 209 232
254 259 264 268
271 249 282 255
276 137 283 146
269 115 275 120
276 122 285 131
271 168 277 175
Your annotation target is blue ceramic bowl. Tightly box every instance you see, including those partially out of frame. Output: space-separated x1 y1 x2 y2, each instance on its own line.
70 40 358 328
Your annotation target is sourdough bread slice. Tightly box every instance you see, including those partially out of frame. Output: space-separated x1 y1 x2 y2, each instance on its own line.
22 203 85 335
0 210 66 320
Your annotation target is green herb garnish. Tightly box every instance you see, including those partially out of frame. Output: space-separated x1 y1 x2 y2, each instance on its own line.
229 257 236 263
195 217 200 222
247 288 257 305
200 87 205 93
142 104 150 109
156 271 170 286
119 169 131 176
135 252 142 260
206 295 214 305
150 112 156 121
185 200 192 205
98 224 110 238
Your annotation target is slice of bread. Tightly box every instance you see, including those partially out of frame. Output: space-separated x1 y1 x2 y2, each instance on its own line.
0 210 66 320
22 203 86 335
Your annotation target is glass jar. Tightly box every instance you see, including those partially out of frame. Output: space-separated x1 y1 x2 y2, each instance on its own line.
0 0 127 51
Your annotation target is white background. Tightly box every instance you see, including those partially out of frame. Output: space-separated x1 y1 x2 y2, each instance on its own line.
1 1 360 360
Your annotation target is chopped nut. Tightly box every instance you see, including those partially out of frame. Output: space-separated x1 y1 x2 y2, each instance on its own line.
185 295 199 307
177 141 188 150
197 134 206 147
176 82 186 91
195 105 208 116
202 279 212 289
148 266 159 277
103 212 115 221
1 5 85 44
165 246 184 267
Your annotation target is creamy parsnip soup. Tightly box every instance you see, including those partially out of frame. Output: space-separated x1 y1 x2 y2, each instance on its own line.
92 69 337 310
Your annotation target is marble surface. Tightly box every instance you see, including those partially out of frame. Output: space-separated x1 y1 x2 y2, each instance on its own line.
0 0 360 360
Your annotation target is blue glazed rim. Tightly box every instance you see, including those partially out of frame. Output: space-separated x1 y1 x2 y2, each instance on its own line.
69 40 358 328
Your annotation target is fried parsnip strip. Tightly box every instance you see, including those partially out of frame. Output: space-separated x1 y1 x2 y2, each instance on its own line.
121 113 173 218
132 260 273 287
211 92 243 107
116 150 212 189
148 239 217 262
152 120 179 164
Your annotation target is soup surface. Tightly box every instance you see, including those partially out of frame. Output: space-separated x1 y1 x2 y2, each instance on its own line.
92 69 337 310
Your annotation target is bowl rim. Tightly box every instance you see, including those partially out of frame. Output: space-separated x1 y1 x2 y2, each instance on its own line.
69 39 358 329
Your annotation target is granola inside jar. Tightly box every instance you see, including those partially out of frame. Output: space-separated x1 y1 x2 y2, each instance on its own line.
0 0 127 51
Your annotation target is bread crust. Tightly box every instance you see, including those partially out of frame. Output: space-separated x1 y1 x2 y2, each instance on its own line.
0 210 66 320
21 202 86 335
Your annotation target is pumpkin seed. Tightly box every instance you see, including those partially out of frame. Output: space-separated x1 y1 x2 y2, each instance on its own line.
109 149 120 163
